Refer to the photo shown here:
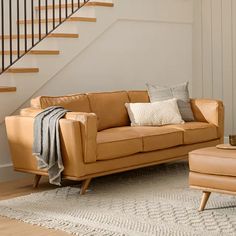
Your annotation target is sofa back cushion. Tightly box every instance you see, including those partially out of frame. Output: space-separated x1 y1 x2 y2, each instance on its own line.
88 91 130 131
128 90 150 103
31 94 91 112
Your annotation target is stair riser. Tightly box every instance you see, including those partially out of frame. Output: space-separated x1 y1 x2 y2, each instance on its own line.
35 2 114 11
6 55 60 67
22 6 96 20
0 33 79 53
18 17 97 25
3 24 79 37
22 23 79 35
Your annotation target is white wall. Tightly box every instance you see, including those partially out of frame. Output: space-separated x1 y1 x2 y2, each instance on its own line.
26 0 193 94
34 21 192 95
193 0 236 135
0 0 193 182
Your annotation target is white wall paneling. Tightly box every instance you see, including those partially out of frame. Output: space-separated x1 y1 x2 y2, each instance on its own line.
233 0 236 133
193 0 236 135
222 0 233 136
193 0 203 98
211 0 223 100
202 0 213 98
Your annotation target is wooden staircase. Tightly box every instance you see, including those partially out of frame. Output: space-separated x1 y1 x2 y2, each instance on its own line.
0 87 17 92
0 0 114 93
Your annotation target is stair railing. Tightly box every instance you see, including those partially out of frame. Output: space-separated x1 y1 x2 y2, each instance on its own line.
0 0 90 74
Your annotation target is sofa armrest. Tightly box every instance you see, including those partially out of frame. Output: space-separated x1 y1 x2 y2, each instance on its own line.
20 108 98 163
190 99 224 141
20 107 43 117
5 115 87 177
65 112 97 163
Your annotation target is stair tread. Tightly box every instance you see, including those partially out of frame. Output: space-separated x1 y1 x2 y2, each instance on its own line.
5 68 39 73
0 86 17 92
0 50 60 55
35 1 114 10
3 33 79 39
18 17 97 24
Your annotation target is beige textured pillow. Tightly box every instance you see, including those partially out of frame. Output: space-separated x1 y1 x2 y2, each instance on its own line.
125 98 184 126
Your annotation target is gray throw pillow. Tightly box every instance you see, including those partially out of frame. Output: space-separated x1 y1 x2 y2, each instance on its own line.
146 82 194 122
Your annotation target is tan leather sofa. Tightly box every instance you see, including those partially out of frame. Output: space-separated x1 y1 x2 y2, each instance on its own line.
5 90 224 194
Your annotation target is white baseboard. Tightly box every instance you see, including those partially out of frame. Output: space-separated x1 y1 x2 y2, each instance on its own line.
0 163 28 183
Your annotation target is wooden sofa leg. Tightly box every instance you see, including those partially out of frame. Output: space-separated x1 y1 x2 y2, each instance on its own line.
33 174 42 188
199 191 211 211
80 178 92 195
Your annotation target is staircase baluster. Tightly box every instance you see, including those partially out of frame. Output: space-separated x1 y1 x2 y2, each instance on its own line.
24 0 27 52
52 0 55 28
9 0 12 64
17 0 20 58
31 0 34 46
59 0 62 23
45 0 48 34
38 0 41 40
1 0 4 71
65 0 68 18
72 0 74 13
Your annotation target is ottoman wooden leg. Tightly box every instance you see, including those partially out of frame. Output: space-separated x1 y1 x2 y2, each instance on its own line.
199 191 211 211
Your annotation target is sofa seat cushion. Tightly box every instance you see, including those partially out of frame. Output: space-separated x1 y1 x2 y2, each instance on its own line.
166 122 218 144
131 126 183 152
189 147 236 177
97 126 183 160
97 127 143 160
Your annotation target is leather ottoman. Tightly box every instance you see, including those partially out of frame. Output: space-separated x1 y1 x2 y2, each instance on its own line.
189 147 236 211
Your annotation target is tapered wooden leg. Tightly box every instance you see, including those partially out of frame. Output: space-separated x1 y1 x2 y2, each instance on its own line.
33 174 42 188
199 191 211 211
80 178 92 195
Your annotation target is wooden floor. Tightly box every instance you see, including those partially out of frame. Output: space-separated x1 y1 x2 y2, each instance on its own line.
0 176 80 236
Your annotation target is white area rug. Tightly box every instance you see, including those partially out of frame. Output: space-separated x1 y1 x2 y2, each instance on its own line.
1 163 236 235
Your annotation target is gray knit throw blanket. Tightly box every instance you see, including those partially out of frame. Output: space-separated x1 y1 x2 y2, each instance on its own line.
32 106 68 186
